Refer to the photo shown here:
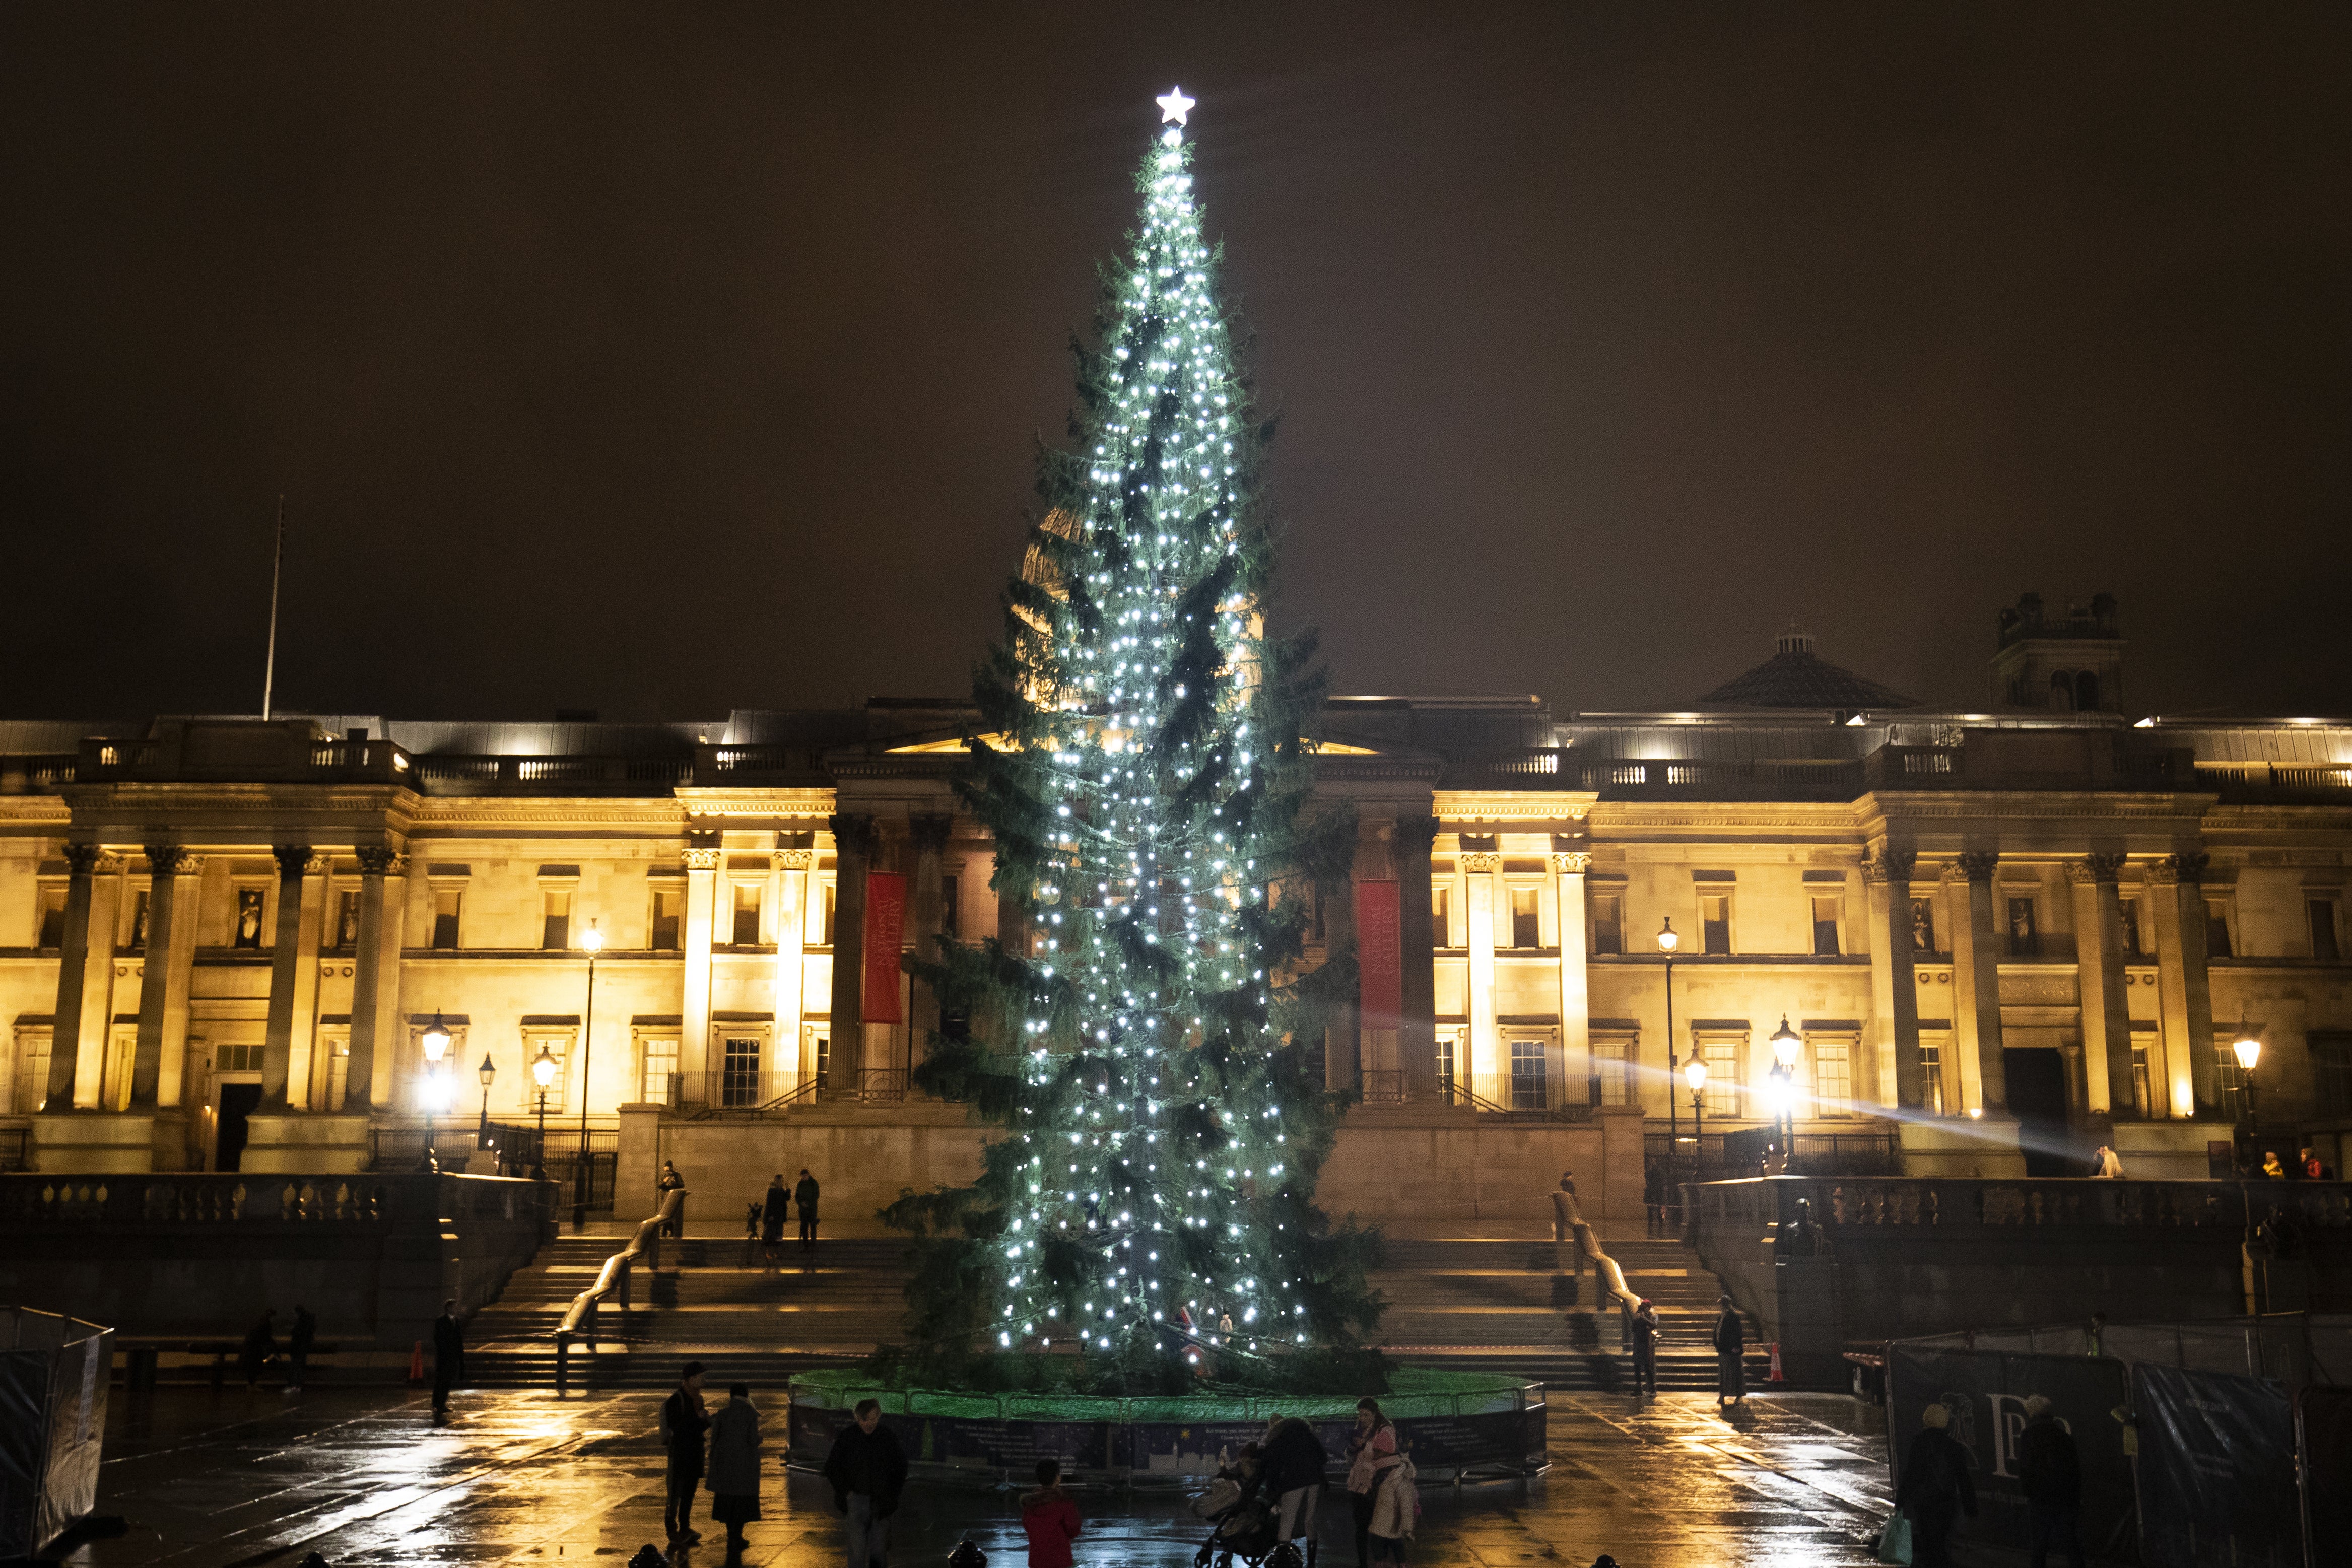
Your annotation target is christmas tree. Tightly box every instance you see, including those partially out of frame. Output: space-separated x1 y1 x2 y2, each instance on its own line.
885 88 1382 1394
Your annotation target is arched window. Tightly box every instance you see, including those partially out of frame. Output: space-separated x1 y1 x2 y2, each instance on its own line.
2050 671 2075 711
2076 671 2101 711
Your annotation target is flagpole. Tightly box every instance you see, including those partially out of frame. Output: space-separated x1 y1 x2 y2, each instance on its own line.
262 494 284 720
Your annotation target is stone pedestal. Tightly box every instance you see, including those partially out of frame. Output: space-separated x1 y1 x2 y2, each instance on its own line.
238 1112 371 1174
31 1111 162 1173
1898 1115 2028 1178
2111 1120 2232 1180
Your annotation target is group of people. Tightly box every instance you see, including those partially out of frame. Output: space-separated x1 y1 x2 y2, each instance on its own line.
1203 1399 1418 1565
758 1169 823 1260
659 1361 772 1562
1895 1394 2082 1568
235 1303 320 1391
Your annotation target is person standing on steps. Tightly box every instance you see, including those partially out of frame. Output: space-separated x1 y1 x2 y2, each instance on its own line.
761 1174 789 1265
1630 1299 1660 1398
705 1381 762 1563
1712 1293 1746 1407
431 1299 464 1416
794 1167 821 1253
824 1397 907 1568
660 1361 711 1545
657 1161 687 1238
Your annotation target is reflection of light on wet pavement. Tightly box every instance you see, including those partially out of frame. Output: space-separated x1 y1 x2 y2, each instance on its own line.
84 1389 1894 1567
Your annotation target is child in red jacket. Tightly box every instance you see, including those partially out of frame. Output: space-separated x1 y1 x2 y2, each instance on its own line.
1022 1458 1082 1567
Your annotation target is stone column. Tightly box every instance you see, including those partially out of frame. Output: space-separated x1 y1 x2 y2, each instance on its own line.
1395 816 1440 1102
681 840 719 1093
46 845 122 1111
2070 854 2132 1117
773 845 812 1087
349 848 409 1112
1948 851 2008 1114
1462 849 1501 1105
827 813 874 1091
1862 849 1923 1110
2149 853 2217 1116
908 815 953 1082
1321 835 1359 1093
132 847 201 1107
1552 850 1592 1104
261 846 328 1109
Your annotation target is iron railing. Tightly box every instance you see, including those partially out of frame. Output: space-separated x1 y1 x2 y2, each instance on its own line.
0 1127 27 1172
1646 1127 1904 1183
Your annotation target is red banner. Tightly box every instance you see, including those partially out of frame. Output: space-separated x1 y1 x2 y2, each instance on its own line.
1355 879 1402 1028
862 872 908 1024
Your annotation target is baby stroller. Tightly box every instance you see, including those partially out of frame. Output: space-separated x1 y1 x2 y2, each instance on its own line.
1190 1475 1307 1568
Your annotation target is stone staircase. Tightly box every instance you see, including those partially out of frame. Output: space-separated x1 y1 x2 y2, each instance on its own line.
462 1226 1783 1393
1369 1232 1777 1390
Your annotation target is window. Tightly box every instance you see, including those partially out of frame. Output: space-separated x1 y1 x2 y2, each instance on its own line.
1435 1033 1458 1105
35 887 65 949
2118 897 2144 960
2006 896 2040 959
2130 1031 2154 1116
1810 1037 1852 1114
215 1043 263 1072
1918 1036 1947 1117
1699 1040 1738 1115
12 1027 51 1115
2311 898 2342 963
1591 1040 1631 1106
2204 898 2234 959
128 889 150 950
732 884 763 946
1909 898 1937 955
1810 896 1842 957
1510 887 1541 949
431 889 462 950
234 886 270 949
542 890 572 950
2314 1036 2352 1118
942 874 960 940
1592 892 1622 955
1701 894 1731 955
817 883 837 946
1509 1039 1548 1110
639 1037 679 1105
2214 1043 2249 1123
721 1035 762 1107
326 1037 351 1112
333 889 361 950
814 1030 831 1089
650 889 682 951
1432 884 1453 947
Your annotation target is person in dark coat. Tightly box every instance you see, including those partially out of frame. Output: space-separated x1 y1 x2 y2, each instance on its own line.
239 1308 277 1388
2017 1395 2084 1568
288 1305 316 1392
1021 1457 1083 1568
1260 1413 1328 1552
824 1398 907 1568
1894 1402 1978 1568
660 1361 711 1543
794 1168 821 1252
431 1300 463 1415
657 1162 687 1237
1712 1294 1746 1406
705 1382 762 1562
1630 1299 1661 1397
760 1175 789 1264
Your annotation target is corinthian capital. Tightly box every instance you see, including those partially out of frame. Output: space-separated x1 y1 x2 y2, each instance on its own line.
2168 851 2210 885
1955 851 2001 884
1861 847 1915 886
2071 852 2127 885
1460 853 1502 875
1550 852 1593 875
146 845 200 876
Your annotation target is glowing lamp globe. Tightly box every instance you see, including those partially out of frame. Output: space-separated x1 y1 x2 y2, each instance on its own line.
1656 918 1679 954
420 1013 451 1066
2233 1031 2262 1074
579 920 605 955
1684 1056 1708 1094
1769 1016 1802 1068
531 1044 560 1089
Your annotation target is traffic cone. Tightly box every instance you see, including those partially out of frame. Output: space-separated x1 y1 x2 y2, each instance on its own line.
1768 1341 1785 1382
408 1340 425 1386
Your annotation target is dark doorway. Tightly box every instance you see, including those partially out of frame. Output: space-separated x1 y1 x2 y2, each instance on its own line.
2005 1048 2073 1176
216 1082 262 1170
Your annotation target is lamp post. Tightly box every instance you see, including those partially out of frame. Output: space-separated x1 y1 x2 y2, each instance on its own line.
572 920 603 1234
1768 1015 1802 1173
1685 1054 1709 1174
1658 917 1680 1160
2232 1024 2262 1145
476 1052 496 1155
419 1012 451 1172
531 1044 559 1180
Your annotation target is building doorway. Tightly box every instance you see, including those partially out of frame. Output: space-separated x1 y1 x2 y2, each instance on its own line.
216 1081 262 1171
2004 1047 2073 1176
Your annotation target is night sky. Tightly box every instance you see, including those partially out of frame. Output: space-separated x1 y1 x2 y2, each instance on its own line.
4 4 2347 724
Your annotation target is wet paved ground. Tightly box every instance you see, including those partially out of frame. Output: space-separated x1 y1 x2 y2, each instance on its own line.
70 1386 1901 1568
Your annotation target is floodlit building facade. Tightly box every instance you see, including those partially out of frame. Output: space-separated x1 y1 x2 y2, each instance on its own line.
3 594 2346 1223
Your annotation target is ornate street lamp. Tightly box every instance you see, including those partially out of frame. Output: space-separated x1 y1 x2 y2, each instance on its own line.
531 1043 559 1179
476 1052 496 1151
572 920 603 1233
1768 1015 1802 1172
2232 1025 2262 1139
1658 918 1680 1158
419 1012 451 1172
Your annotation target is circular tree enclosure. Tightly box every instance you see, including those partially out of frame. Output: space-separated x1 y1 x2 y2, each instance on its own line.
784 1367 1549 1487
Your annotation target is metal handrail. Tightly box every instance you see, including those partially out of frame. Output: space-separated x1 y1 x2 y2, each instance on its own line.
553 1186 685 1390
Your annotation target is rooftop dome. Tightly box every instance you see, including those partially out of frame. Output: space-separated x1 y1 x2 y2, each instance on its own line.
1698 631 1920 711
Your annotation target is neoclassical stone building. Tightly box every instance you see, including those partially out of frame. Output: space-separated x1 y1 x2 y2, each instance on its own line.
3 594 2346 1223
